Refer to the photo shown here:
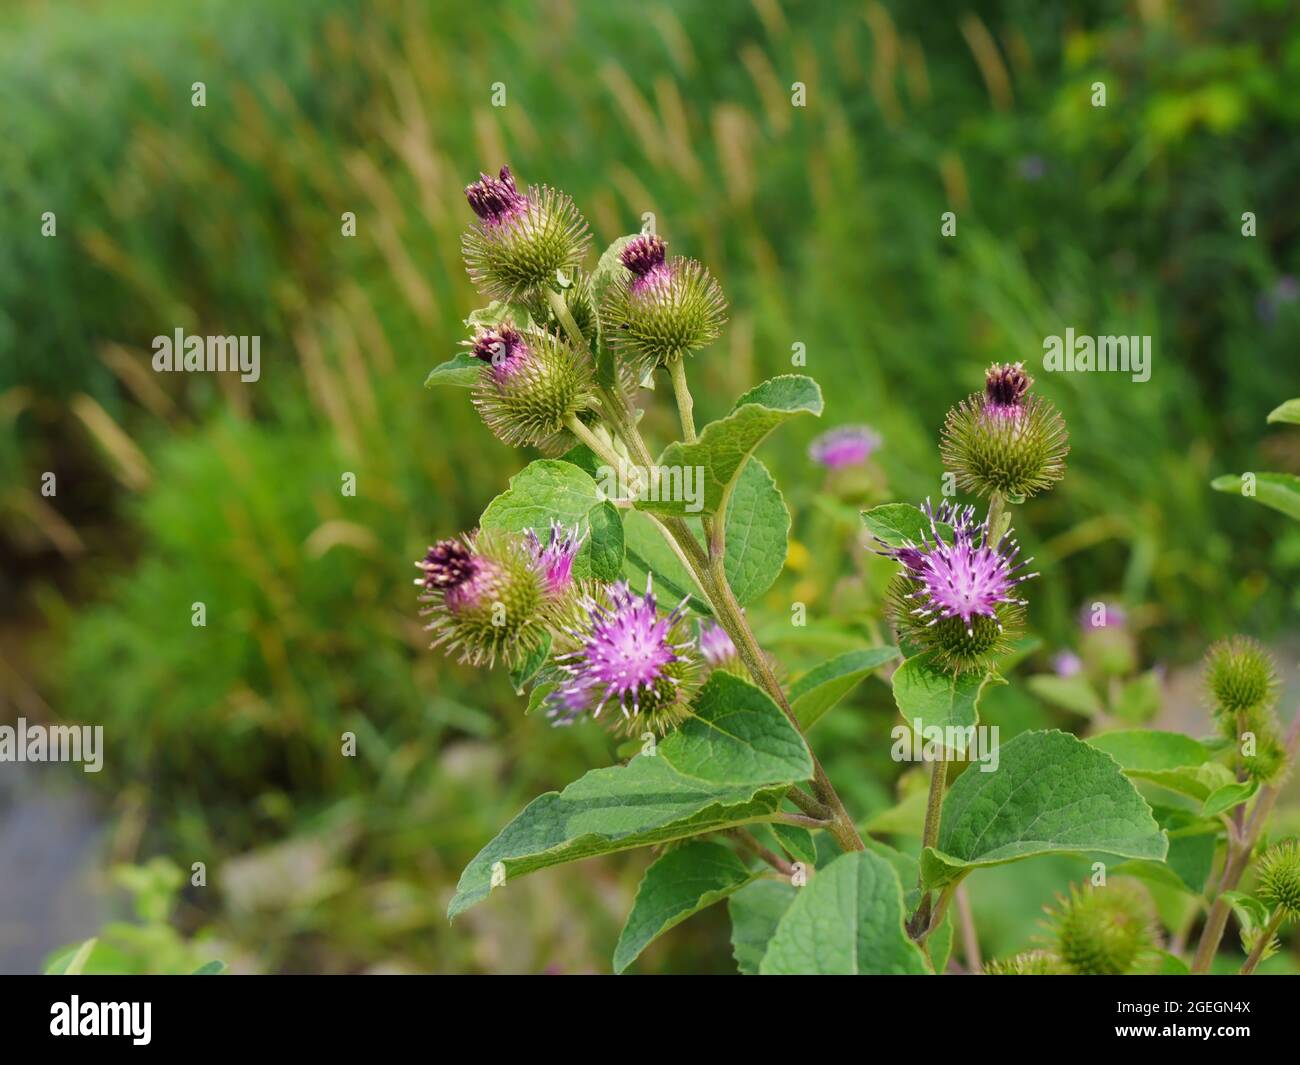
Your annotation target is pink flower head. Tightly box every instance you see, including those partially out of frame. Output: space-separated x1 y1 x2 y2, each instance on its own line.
880 499 1036 637
697 619 738 667
464 166 528 225
525 521 585 597
547 575 694 725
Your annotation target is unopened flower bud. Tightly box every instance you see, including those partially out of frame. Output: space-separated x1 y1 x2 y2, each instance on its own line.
468 325 593 449
602 234 726 375
462 166 591 301
940 362 1069 498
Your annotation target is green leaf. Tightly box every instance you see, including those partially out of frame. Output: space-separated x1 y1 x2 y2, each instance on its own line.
771 823 818 865
1211 472 1300 522
1266 399 1300 425
891 653 1002 755
423 351 483 389
921 729 1167 889
47 937 97 976
1202 779 1258 818
614 841 759 973
723 459 789 605
192 960 227 975
860 503 952 548
638 375 823 516
729 880 796 975
448 672 812 918
1221 890 1271 937
1087 730 1213 772
864 788 928 837
465 300 535 332
509 631 551 694
1112 670 1163 723
1086 729 1232 801
1026 673 1105 717
1154 952 1191 975
620 509 709 614
480 459 624 581
791 646 900 730
759 851 930 975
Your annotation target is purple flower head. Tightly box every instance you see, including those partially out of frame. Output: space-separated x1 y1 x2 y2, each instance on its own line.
1079 601 1127 631
414 537 496 613
464 166 528 224
698 619 738 667
880 499 1036 636
525 521 585 597
984 362 1032 415
547 575 694 726
620 234 671 292
470 325 530 381
1053 649 1083 678
808 425 882 469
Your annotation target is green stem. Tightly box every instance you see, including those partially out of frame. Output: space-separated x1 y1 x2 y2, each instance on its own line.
907 748 950 938
558 296 864 855
986 490 1007 542
921 747 948 854
546 287 590 356
1239 909 1285 975
668 357 697 443
1191 711 1300 973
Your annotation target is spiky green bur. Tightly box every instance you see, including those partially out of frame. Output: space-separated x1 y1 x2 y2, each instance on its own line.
602 234 726 375
416 531 560 670
462 167 591 301
984 950 1068 975
469 326 593 449
1047 882 1158 975
1256 840 1300 922
886 573 1022 674
1204 635 1278 716
1242 727 1289 785
941 363 1068 498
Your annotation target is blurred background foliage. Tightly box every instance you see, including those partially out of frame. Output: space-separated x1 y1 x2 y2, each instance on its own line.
1 0 1298 973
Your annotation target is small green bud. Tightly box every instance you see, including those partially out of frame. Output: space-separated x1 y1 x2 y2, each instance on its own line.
983 950 1068 975
1242 726 1289 785
1046 881 1159 975
1204 635 1278 716
940 363 1069 499
469 326 594 450
1256 839 1300 922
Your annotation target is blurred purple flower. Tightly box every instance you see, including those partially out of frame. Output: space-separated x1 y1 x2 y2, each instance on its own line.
1053 650 1083 678
808 425 882 470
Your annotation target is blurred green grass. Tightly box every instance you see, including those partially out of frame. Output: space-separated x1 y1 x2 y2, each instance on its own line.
3 0 1299 972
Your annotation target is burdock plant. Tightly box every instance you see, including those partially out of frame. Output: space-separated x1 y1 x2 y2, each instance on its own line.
417 163 1292 977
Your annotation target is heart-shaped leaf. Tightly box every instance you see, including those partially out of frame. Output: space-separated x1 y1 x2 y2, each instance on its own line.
921 729 1167 889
